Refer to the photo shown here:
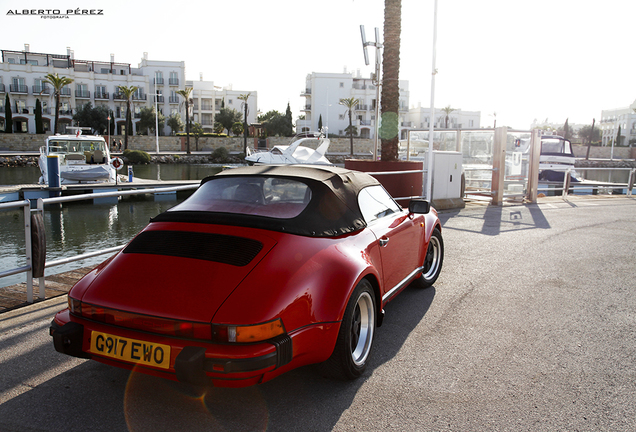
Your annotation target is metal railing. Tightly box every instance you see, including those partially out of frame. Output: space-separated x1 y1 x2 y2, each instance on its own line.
541 167 636 197
0 200 34 301
0 184 198 303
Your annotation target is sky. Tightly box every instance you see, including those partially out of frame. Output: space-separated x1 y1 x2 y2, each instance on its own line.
3 0 636 130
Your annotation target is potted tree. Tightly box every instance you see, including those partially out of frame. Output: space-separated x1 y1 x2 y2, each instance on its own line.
345 0 423 205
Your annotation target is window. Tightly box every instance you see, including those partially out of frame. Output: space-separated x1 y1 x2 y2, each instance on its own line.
15 100 27 114
171 176 312 219
339 82 344 88
358 185 401 224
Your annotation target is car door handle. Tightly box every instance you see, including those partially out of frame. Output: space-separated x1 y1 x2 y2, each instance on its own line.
379 237 389 247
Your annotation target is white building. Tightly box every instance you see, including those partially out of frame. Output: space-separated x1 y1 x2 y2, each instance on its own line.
188 76 257 133
0 44 257 137
600 100 636 146
296 69 410 139
408 103 481 131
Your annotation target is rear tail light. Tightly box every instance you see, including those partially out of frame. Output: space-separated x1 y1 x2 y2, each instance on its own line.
212 319 285 343
68 297 211 340
68 297 285 344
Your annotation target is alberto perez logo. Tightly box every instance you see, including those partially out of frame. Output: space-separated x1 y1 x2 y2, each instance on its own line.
6 9 104 19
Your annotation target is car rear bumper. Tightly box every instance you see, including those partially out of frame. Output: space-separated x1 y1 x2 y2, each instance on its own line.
50 310 335 388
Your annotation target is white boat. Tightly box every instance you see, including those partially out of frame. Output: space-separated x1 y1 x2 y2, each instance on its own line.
38 129 116 185
536 135 579 181
245 133 331 165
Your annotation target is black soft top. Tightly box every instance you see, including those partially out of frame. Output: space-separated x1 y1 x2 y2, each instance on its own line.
151 165 380 237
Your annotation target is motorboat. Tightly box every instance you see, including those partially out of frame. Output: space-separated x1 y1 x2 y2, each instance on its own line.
38 129 116 185
536 135 579 181
245 132 331 165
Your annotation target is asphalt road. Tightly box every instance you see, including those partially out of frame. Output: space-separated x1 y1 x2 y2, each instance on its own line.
1 195 635 432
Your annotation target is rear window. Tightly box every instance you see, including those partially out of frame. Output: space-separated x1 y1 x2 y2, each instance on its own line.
170 176 312 219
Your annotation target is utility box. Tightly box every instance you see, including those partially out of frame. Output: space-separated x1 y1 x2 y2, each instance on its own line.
423 151 464 209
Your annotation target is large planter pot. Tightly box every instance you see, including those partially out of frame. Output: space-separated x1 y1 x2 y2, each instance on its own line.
344 159 423 206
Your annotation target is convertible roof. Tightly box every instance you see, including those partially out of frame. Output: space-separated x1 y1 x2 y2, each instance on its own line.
152 165 382 237
212 164 380 196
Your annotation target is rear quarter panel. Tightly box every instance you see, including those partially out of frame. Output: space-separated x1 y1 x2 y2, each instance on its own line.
212 228 383 333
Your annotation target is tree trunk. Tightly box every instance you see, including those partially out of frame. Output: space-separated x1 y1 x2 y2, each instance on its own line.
380 0 402 162
349 110 354 156
185 101 190 155
54 93 60 134
124 101 131 150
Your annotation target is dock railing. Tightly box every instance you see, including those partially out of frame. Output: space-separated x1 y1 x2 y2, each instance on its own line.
541 167 636 197
1 184 198 303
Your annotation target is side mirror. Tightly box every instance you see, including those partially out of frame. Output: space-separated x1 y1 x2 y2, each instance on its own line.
408 199 430 215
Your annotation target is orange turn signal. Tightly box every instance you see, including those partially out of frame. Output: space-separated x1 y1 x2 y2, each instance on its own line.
231 319 285 343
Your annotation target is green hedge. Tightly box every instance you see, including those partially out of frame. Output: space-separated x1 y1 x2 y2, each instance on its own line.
123 149 151 164
175 133 228 137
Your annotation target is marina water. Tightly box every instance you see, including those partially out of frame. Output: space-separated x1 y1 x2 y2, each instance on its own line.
0 164 225 288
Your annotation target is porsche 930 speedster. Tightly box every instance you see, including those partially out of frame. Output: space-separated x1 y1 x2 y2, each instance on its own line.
50 165 443 387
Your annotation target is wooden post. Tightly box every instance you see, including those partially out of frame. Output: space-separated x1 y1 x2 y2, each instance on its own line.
491 127 507 205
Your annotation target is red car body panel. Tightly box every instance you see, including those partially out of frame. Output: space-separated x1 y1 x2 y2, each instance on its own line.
50 165 442 387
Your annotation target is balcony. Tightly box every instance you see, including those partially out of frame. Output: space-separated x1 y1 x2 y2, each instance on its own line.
9 84 28 93
169 96 179 104
169 78 179 86
301 88 311 95
113 93 125 100
355 105 368 111
301 104 312 111
132 94 147 101
155 96 165 103
60 88 71 96
95 92 109 100
59 109 73 116
0 84 4 93
33 85 50 95
154 78 164 85
76 90 91 99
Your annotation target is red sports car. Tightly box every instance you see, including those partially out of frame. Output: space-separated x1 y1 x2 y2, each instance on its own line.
50 165 443 387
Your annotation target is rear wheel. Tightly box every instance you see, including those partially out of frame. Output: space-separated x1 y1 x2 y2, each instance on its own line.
420 228 443 287
320 279 376 380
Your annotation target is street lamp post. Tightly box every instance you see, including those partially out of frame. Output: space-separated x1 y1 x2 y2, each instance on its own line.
426 0 439 202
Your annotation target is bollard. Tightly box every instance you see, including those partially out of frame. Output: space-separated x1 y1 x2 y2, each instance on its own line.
47 155 61 197
128 165 133 183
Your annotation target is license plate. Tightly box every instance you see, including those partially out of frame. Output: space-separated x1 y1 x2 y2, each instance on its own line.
89 331 171 369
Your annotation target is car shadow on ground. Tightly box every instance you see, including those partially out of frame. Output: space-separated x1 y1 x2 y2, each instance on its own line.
0 284 435 432
438 203 551 236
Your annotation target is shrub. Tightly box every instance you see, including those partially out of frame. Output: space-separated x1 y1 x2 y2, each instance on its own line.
210 147 230 162
124 149 151 164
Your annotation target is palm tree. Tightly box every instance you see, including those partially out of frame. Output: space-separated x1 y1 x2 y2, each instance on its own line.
177 87 193 154
442 106 456 129
117 85 138 150
43 73 74 134
379 0 402 161
238 93 251 156
339 97 360 156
